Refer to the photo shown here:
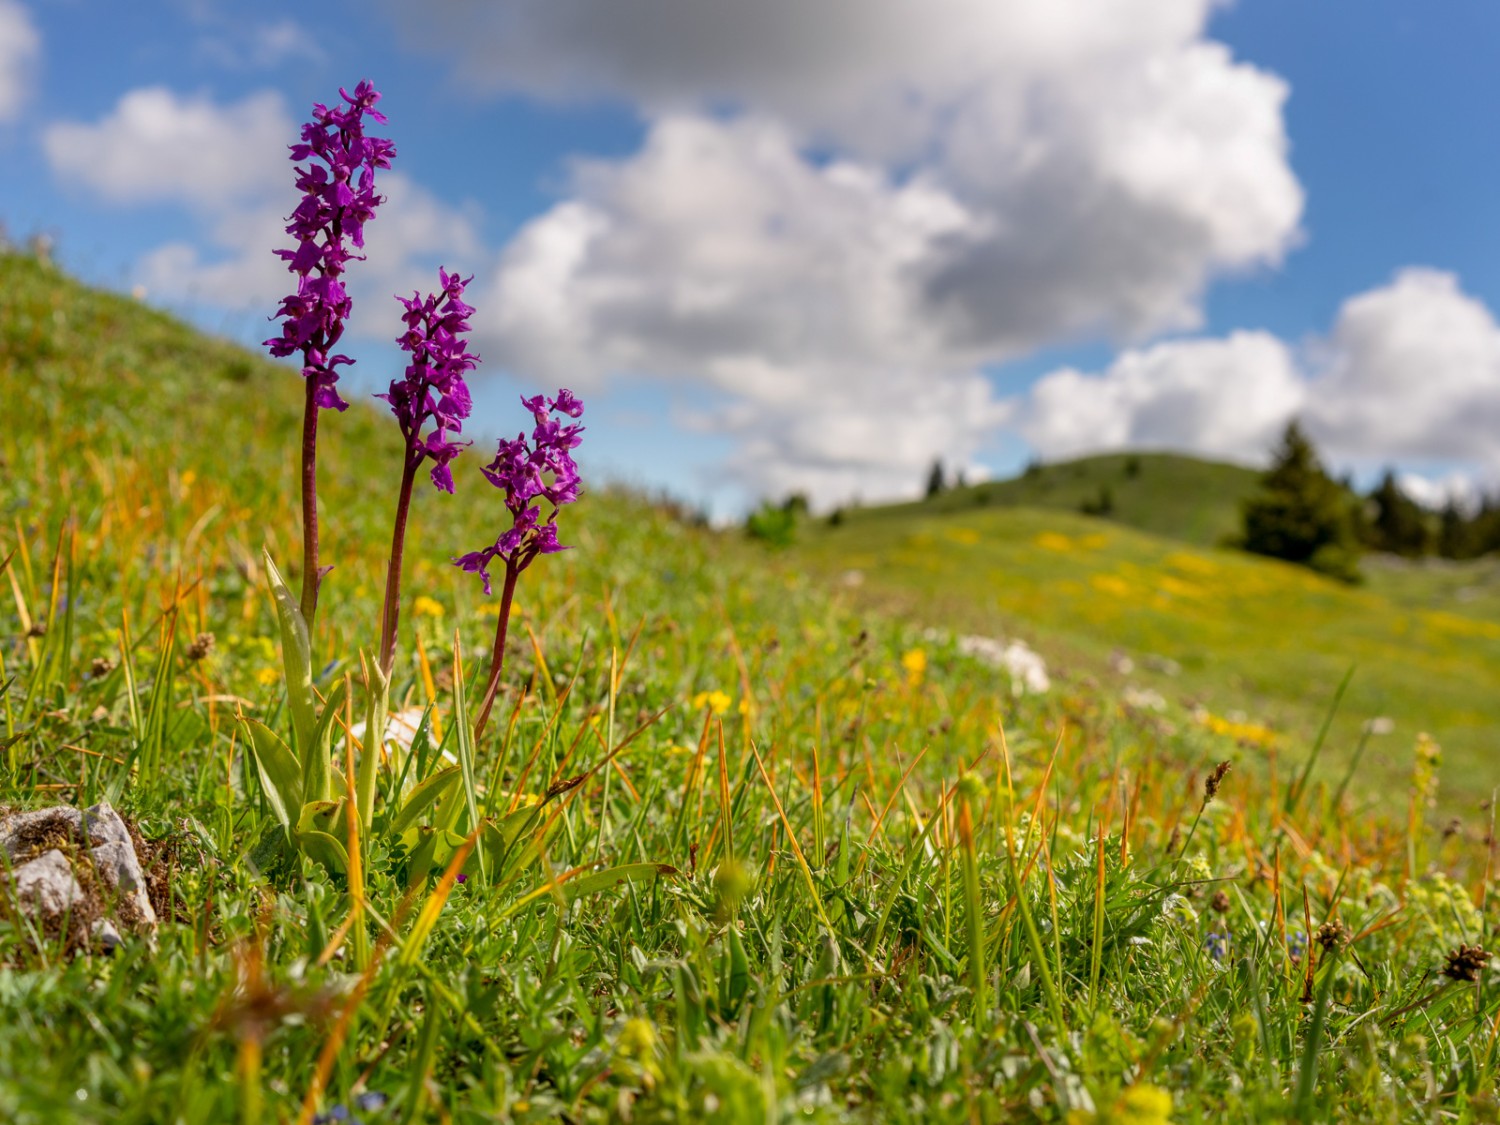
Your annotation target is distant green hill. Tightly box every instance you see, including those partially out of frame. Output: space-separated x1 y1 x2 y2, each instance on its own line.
837 451 1261 547
799 503 1500 803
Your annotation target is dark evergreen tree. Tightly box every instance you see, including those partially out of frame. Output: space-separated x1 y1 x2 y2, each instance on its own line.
925 459 947 499
1438 500 1474 559
1367 470 1431 557
1241 420 1362 581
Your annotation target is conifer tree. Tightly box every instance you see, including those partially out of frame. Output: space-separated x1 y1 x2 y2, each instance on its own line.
1367 470 1431 557
1241 420 1361 581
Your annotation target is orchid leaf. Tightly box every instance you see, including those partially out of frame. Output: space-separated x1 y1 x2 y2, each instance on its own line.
305 676 348 804
298 830 349 877
242 718 303 834
264 551 316 760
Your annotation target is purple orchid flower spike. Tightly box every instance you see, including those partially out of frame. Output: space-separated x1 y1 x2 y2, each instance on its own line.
456 390 585 738
264 81 395 623
376 269 479 677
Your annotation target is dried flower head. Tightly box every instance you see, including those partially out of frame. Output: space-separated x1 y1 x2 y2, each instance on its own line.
1210 889 1231 914
1442 943 1490 983
1314 920 1348 952
264 81 395 412
186 632 216 662
1203 760 1232 804
89 657 116 679
455 389 584 595
380 267 478 493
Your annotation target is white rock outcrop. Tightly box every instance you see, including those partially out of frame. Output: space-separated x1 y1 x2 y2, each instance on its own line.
1 801 157 939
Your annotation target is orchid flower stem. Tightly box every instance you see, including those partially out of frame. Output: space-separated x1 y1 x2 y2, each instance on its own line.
378 457 419 679
299 377 321 626
473 560 521 743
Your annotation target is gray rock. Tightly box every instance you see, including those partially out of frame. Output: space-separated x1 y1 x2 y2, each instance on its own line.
90 919 123 953
0 803 158 938
82 801 132 848
89 841 156 927
12 849 85 916
0 806 83 860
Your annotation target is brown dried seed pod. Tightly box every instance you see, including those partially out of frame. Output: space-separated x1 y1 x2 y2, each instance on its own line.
1442 943 1490 983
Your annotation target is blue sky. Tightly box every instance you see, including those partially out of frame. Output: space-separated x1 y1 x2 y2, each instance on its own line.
2 0 1498 516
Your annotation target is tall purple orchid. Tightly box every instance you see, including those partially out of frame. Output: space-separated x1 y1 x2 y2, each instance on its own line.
375 268 478 676
456 389 584 738
264 80 395 624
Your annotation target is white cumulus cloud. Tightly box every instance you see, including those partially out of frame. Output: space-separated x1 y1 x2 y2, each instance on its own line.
46 87 484 346
44 87 291 207
422 0 1303 502
0 0 40 122
1018 331 1306 462
1016 268 1500 499
1306 268 1500 470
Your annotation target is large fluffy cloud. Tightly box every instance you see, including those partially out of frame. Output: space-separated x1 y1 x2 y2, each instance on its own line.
0 0 40 122
1018 268 1500 494
1306 268 1500 469
1018 332 1306 462
45 87 483 341
43 87 291 207
424 0 1303 501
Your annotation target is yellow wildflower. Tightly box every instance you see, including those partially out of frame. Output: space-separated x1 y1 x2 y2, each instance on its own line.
1067 1083 1173 1125
476 603 502 618
901 647 927 686
413 595 445 618
691 690 733 716
255 667 279 687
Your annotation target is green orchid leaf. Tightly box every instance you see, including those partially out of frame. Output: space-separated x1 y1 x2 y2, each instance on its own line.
263 551 317 760
242 717 304 834
357 655 389 832
297 797 347 841
306 676 349 804
297 830 349 877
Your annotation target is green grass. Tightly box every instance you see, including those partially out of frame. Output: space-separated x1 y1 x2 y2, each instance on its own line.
840 452 1262 547
1 247 1499 1124
799 504 1500 807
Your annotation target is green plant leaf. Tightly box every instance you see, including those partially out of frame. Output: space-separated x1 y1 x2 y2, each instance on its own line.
305 676 348 804
390 765 463 839
450 637 486 881
263 550 316 760
297 797 346 841
561 861 678 901
242 718 304 834
297 830 349 877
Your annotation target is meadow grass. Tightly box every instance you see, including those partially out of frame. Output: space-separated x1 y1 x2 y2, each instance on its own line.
800 505 1500 809
1 248 1499 1123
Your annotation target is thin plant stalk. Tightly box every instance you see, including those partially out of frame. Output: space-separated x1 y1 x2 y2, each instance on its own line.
377 457 419 678
956 785 988 1029
473 559 521 743
299 378 322 625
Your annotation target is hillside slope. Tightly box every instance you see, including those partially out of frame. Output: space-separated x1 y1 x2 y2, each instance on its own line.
801 504 1500 799
840 451 1262 546
2 247 1497 1121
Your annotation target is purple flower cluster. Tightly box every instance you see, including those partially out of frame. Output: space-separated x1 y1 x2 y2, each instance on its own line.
264 80 395 411
380 268 478 492
456 390 584 594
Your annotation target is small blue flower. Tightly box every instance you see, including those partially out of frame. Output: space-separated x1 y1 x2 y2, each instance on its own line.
1204 932 1230 962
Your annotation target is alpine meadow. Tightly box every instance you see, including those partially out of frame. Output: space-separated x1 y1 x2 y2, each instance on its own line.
1 65 1500 1125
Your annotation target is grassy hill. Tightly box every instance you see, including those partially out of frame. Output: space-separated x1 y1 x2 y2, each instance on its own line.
799 503 1500 803
838 451 1262 546
2 247 1498 1122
